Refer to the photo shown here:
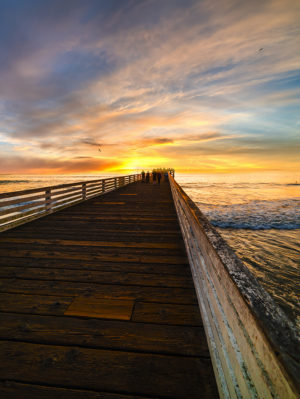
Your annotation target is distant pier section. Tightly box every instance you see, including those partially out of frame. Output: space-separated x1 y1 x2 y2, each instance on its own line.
0 172 299 398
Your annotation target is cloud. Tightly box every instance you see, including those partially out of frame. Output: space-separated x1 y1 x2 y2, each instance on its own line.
80 138 102 147
0 0 299 172
0 153 122 174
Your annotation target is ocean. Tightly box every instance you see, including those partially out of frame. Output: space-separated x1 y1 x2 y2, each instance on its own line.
1 172 299 329
176 172 300 330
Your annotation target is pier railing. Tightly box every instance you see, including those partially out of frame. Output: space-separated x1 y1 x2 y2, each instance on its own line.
0 174 141 232
169 173 299 399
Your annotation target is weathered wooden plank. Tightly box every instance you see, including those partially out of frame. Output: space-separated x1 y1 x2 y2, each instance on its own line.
169 173 299 398
46 190 83 205
64 297 134 320
0 313 209 356
0 381 150 399
0 279 198 304
5 227 181 237
0 267 193 288
0 237 182 250
48 216 178 222
0 206 45 225
0 249 187 264
0 293 73 315
49 185 84 198
132 302 202 326
0 192 47 208
0 178 218 398
46 192 83 208
1 231 183 244
93 202 174 205
100 202 126 204
0 176 141 232
0 257 190 275
0 200 48 216
0 240 183 255
0 175 134 200
0 341 217 398
2 222 181 232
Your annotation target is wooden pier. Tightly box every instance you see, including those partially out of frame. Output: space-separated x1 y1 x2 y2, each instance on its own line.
0 178 218 398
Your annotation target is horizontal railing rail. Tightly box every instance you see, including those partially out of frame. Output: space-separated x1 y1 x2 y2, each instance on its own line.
0 174 141 232
169 173 299 399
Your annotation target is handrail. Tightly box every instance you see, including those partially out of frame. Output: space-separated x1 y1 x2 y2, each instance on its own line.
168 173 299 399
0 174 141 232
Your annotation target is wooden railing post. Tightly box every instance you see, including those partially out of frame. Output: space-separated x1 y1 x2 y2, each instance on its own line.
82 182 87 200
45 188 51 212
0 173 141 233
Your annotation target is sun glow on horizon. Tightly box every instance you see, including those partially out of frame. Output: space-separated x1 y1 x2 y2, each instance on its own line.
0 0 299 175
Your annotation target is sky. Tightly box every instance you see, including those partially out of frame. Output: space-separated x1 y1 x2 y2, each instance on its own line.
0 0 299 174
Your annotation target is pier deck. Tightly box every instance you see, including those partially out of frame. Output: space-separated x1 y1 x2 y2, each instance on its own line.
0 180 218 398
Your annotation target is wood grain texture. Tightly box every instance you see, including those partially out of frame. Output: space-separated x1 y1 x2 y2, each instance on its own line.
0 313 209 356
0 341 216 398
169 173 299 399
64 297 134 320
132 301 203 326
0 381 149 399
0 180 218 398
0 267 193 288
0 256 190 275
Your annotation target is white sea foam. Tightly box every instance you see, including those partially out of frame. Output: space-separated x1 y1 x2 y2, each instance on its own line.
198 199 300 230
176 175 300 327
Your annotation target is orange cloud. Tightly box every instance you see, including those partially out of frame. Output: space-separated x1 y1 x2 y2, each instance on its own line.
0 154 122 174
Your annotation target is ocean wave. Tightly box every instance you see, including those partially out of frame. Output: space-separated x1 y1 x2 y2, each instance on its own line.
0 180 30 184
212 222 300 230
197 199 300 230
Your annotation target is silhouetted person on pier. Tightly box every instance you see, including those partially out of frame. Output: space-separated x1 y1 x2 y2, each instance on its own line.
141 170 145 182
146 171 150 183
157 171 162 185
152 171 157 184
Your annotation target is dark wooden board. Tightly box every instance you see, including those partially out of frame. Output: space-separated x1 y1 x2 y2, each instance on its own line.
0 293 73 315
0 242 185 258
132 301 203 326
0 313 209 356
0 257 190 275
0 267 193 288
0 279 197 304
0 180 218 398
1 249 187 265
64 297 134 320
0 381 151 399
0 237 183 250
0 341 217 398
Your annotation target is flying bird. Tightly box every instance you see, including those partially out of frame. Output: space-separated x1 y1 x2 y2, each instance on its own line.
259 48 264 52
98 147 102 152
